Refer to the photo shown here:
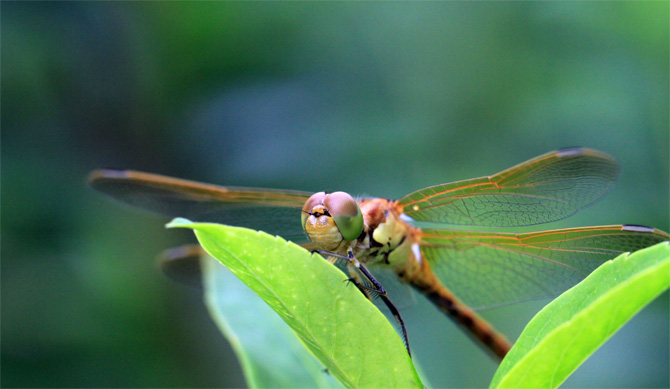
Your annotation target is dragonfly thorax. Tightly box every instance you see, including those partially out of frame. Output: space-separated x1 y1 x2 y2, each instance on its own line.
352 198 418 268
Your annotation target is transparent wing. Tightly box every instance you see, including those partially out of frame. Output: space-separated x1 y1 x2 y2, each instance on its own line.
398 148 620 226
418 225 669 309
88 169 312 242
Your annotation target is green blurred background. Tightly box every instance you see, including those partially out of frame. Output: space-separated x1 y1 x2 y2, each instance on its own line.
3 2 668 387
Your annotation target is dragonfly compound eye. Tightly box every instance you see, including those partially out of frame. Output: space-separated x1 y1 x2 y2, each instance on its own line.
323 191 363 241
301 192 326 232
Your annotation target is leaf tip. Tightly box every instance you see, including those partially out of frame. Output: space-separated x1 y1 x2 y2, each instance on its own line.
166 217 194 229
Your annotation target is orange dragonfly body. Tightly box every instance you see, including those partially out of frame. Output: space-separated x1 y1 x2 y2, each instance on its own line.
89 148 669 360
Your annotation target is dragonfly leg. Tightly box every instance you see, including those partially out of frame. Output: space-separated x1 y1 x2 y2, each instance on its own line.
348 263 411 357
343 267 373 300
379 294 411 358
313 249 412 357
312 249 353 263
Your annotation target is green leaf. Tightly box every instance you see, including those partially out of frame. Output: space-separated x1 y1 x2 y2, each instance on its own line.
167 218 422 388
202 252 340 388
490 242 670 389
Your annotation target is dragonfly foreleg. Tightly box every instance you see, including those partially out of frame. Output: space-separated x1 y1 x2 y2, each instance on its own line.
312 249 360 265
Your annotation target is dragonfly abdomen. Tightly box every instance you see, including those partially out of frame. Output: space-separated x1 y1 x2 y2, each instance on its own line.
422 288 511 360
403 253 511 360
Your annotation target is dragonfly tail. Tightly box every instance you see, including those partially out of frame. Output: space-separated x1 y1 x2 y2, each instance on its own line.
421 287 511 360
404 259 511 361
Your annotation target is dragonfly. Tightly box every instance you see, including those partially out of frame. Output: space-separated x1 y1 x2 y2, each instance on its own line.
89 147 669 360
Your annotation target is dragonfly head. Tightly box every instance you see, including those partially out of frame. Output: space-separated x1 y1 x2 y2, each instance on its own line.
302 191 364 249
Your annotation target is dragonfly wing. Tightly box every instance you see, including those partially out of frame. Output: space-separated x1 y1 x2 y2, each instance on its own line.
398 148 620 226
418 225 669 310
89 169 312 242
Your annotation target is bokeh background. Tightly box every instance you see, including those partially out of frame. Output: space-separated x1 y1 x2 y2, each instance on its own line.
3 2 668 387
